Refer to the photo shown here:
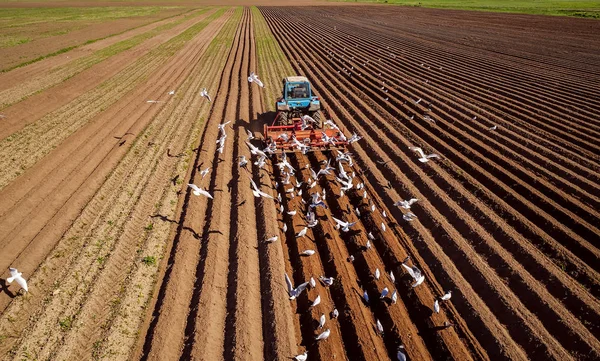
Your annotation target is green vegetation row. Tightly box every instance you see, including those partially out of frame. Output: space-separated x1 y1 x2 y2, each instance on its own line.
329 0 600 18
251 6 294 112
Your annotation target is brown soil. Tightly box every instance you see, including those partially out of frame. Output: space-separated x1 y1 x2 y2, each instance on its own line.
0 4 598 361
0 6 187 71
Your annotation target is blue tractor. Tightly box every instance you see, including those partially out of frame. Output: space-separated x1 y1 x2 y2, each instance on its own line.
275 76 322 127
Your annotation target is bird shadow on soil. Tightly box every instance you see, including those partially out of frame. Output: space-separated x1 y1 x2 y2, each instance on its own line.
151 214 201 240
0 278 16 298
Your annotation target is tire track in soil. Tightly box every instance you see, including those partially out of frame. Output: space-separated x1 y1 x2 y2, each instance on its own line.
0 8 225 191
262 9 600 358
262 7 584 358
0 8 204 111
270 154 390 361
0 8 216 140
138 7 245 361
265 10 600 346
0 9 234 361
0 8 229 283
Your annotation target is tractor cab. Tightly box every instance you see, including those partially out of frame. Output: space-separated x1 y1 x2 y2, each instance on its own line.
276 76 321 126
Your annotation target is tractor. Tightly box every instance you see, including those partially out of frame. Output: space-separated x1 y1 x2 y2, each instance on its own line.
264 76 347 153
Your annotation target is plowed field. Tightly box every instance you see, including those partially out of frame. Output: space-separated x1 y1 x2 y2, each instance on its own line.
0 4 598 361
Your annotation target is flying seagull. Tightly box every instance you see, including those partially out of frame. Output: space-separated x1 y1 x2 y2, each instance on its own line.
394 198 418 209
200 167 211 178
402 263 425 287
332 217 357 232
403 212 418 221
249 177 273 199
409 147 440 163
285 273 309 300
248 72 264 87
200 88 211 102
7 268 28 292
188 184 213 199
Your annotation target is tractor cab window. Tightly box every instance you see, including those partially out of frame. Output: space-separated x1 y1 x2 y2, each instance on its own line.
287 82 309 99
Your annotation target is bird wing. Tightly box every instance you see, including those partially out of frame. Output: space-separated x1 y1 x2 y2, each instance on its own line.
188 183 200 192
199 188 213 199
295 282 309 294
412 275 425 287
401 263 417 279
412 147 427 159
9 268 18 278
285 273 294 293
331 217 346 226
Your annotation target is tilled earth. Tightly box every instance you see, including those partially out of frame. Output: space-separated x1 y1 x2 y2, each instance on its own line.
0 4 598 361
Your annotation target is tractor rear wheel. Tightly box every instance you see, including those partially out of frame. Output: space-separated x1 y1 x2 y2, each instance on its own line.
279 111 289 125
311 111 323 128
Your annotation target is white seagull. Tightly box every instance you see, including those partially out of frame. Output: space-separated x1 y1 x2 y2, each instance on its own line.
376 319 384 335
249 177 274 199
489 125 497 131
441 290 452 301
188 184 213 199
319 314 326 328
200 88 211 102
434 299 440 313
300 249 315 256
397 345 407 361
394 198 418 209
402 263 425 287
391 290 398 304
409 147 440 163
319 276 334 287
265 236 278 243
390 271 396 283
246 129 255 140
200 167 211 178
332 217 357 232
403 212 418 221
296 227 308 238
375 268 381 280
285 273 309 300
315 329 330 341
332 309 339 318
7 268 28 292
248 72 264 87
311 295 321 307
294 352 308 361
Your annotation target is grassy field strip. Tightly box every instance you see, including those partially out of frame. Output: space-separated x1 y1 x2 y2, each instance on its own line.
0 6 169 48
0 7 209 109
0 7 236 361
98 17 240 360
0 8 226 191
0 6 192 72
329 0 600 18
251 6 293 112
